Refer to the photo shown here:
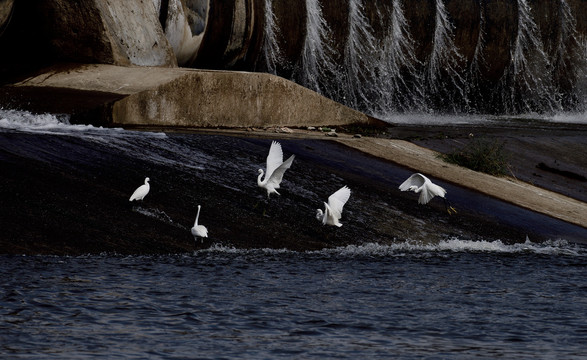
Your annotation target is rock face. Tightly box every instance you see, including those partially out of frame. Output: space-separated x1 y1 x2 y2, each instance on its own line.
2 64 377 128
0 0 176 68
0 0 13 37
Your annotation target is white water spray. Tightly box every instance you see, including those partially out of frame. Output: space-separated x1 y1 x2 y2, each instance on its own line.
338 0 378 110
292 0 337 96
495 0 555 113
550 0 587 111
375 0 425 114
257 0 283 74
424 0 466 112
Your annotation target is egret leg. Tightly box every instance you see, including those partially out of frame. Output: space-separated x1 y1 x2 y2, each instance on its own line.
443 198 457 215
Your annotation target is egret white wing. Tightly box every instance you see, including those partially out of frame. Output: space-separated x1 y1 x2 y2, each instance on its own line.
327 186 351 219
418 182 446 204
266 154 295 188
265 141 285 179
399 173 426 191
129 185 148 201
322 202 330 225
418 187 434 204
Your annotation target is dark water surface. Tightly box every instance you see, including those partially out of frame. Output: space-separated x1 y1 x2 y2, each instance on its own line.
2 241 586 359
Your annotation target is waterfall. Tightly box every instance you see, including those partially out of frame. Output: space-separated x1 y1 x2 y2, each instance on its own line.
253 0 585 117
375 0 425 114
423 0 466 112
550 0 586 111
291 0 337 96
464 2 486 112
338 0 378 111
494 0 555 114
257 0 282 74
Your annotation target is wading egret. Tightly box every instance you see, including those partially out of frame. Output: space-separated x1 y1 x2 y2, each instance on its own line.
191 205 208 242
316 186 351 227
129 177 150 201
257 141 295 197
399 173 456 214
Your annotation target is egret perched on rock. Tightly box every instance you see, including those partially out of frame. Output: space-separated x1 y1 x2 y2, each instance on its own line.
191 205 208 243
316 186 351 227
399 173 456 214
129 177 150 202
257 141 295 198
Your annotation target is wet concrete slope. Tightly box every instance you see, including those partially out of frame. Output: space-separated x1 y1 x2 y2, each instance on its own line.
1 130 584 256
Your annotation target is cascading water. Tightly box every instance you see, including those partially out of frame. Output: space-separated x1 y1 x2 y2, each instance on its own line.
550 0 586 110
494 0 555 114
375 0 425 114
337 0 378 111
257 0 586 118
291 0 338 97
463 2 486 113
256 0 282 74
423 0 467 112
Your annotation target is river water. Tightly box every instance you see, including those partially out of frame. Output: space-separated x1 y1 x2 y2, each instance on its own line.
1 109 587 358
2 241 586 359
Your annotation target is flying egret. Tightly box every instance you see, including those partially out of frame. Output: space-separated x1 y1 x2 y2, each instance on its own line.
257 141 295 198
399 173 456 214
316 186 351 227
191 205 208 243
129 177 150 201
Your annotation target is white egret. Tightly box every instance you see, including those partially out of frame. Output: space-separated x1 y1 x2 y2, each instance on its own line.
191 205 208 242
257 141 295 197
399 173 456 214
316 186 351 227
129 177 150 201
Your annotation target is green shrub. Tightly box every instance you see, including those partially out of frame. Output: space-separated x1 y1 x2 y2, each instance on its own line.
439 138 511 176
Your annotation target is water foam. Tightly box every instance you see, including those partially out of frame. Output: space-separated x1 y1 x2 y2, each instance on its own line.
0 108 167 137
196 238 585 258
133 206 188 230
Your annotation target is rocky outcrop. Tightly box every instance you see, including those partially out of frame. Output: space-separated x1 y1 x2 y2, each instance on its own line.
3 64 378 128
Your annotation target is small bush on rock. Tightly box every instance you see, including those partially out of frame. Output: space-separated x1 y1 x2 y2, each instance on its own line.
440 139 511 176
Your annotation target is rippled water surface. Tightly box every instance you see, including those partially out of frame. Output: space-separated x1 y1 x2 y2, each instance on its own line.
2 240 586 359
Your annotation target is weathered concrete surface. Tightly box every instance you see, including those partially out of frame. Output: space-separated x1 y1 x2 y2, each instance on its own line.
4 64 375 128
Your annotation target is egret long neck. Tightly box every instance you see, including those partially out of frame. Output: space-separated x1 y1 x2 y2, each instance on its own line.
257 170 265 186
195 206 201 226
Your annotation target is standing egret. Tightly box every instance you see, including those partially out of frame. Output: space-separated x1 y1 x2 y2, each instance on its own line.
191 205 208 243
399 173 456 214
257 141 295 198
316 186 351 227
129 177 150 201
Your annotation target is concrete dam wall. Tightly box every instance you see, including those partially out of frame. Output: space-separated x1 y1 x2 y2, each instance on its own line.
0 0 586 116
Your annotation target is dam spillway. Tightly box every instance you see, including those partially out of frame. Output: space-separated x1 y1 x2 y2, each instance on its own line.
0 0 586 118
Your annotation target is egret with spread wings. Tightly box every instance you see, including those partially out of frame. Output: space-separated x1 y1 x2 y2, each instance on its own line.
399 173 456 214
316 186 352 227
257 141 295 198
